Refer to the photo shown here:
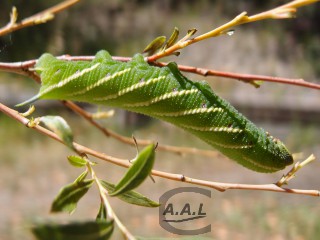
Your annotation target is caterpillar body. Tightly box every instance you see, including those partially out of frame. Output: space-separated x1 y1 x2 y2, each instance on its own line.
19 50 293 173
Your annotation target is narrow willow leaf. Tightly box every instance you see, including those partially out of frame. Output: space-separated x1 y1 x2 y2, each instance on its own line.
40 116 74 151
74 170 89 183
249 80 264 88
165 27 179 48
67 155 87 168
51 179 94 214
143 36 166 55
187 28 197 37
110 144 155 196
96 201 107 221
100 180 160 207
32 220 114 240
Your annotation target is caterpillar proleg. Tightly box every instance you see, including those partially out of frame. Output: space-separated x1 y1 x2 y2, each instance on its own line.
18 50 293 173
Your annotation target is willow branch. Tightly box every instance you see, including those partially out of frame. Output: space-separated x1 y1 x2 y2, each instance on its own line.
62 101 220 158
0 0 80 36
88 162 135 240
1 56 320 90
154 62 320 90
245 0 319 22
147 0 319 61
1 102 318 197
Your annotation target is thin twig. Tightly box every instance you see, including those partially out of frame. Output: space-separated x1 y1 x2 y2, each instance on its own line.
88 163 136 240
147 0 318 61
154 62 320 90
62 101 220 158
276 154 316 186
246 0 319 22
1 102 318 197
0 0 80 36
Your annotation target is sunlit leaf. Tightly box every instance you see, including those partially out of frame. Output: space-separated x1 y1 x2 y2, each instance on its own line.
74 170 89 183
32 220 114 240
165 27 179 48
100 180 160 207
51 179 94 214
249 80 264 88
40 115 74 151
143 36 166 55
67 155 87 168
110 144 155 196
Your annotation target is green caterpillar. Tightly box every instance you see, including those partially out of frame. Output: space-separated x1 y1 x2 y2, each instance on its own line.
19 50 293 173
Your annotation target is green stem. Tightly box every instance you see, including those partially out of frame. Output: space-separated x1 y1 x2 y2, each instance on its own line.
87 162 136 240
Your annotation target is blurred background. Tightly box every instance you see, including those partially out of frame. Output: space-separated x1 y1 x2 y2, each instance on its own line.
0 1 319 239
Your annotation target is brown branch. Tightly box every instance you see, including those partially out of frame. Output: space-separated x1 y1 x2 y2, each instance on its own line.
1 102 318 197
0 0 80 36
154 62 320 90
147 0 318 61
62 101 220 158
1 56 320 90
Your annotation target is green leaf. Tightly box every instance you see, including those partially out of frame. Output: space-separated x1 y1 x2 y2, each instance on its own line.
51 179 94 214
249 80 264 88
32 220 114 240
187 28 197 37
165 27 179 48
110 144 155 196
143 36 166 55
40 116 74 151
96 201 107 221
67 155 87 168
74 170 89 183
100 180 160 207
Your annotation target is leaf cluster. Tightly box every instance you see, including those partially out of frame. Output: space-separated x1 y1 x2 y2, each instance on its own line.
32 114 159 240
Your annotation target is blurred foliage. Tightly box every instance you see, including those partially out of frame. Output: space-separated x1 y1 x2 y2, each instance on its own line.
0 0 319 75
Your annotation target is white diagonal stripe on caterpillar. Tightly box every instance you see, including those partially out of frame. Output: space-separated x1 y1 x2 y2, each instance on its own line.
180 124 243 133
124 89 200 107
94 75 166 101
205 139 253 149
41 63 101 96
153 106 224 117
68 68 131 97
